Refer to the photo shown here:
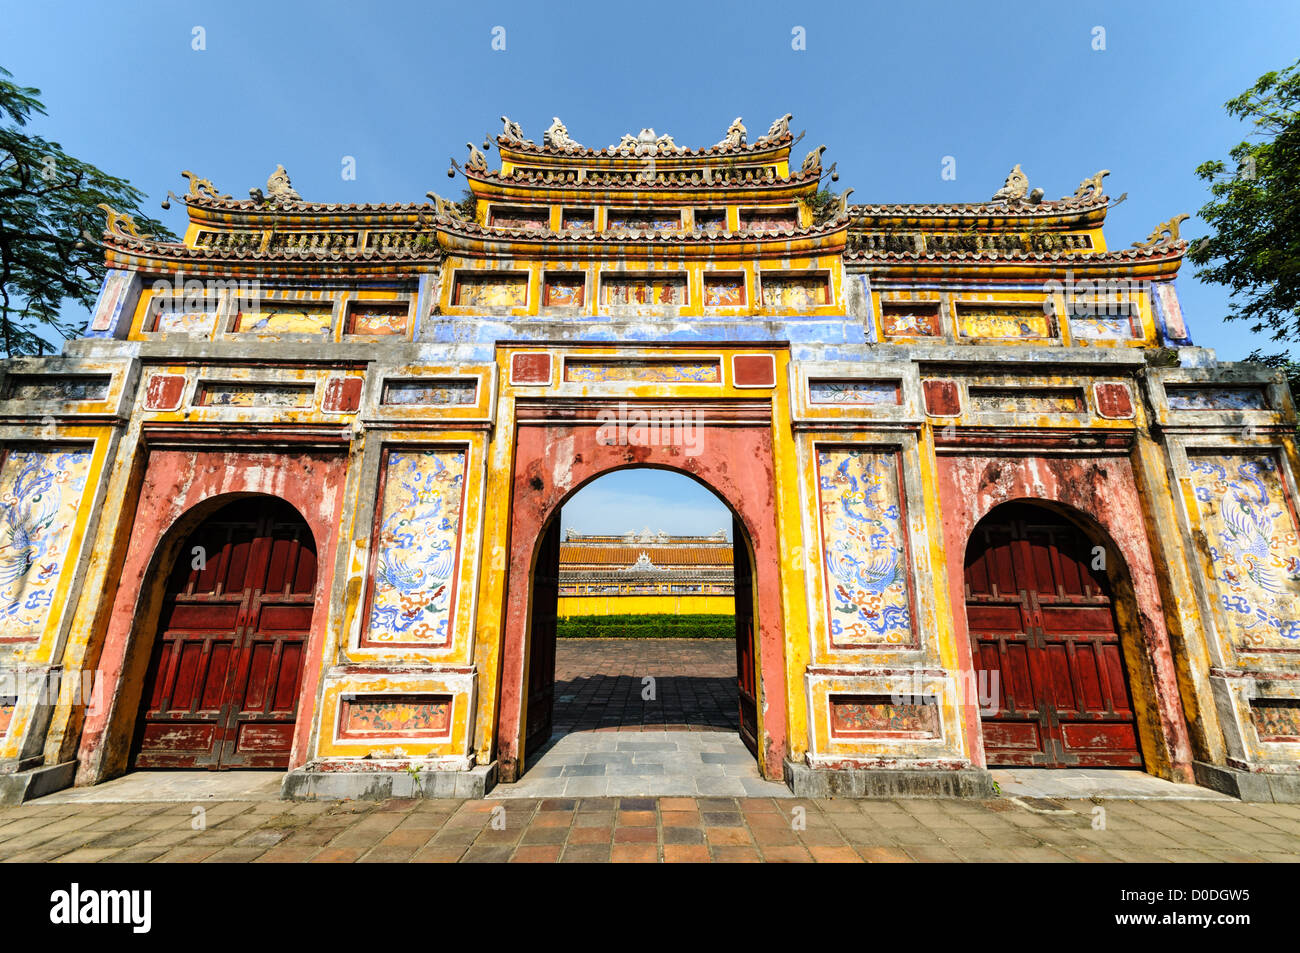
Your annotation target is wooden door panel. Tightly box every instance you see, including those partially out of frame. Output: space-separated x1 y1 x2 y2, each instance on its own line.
133 498 316 770
966 504 1142 768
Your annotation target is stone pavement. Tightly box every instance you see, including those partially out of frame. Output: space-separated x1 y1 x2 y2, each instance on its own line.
2 795 1300 863
500 638 788 797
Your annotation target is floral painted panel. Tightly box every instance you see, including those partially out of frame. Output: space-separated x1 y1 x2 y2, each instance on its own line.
740 211 798 232
968 387 1085 414
381 379 477 406
153 306 218 334
1188 454 1300 649
817 449 912 647
235 305 332 334
0 449 92 637
490 208 548 230
1250 699 1300 740
808 380 900 405
880 305 941 337
957 305 1054 340
704 276 745 307
1068 313 1139 341
830 695 938 736
367 449 466 644
602 276 686 306
196 383 314 408
543 277 585 307
1168 387 1269 411
453 275 528 308
347 305 409 336
564 359 720 383
2 375 110 402
340 695 452 737
762 275 830 310
561 210 595 231
606 211 682 231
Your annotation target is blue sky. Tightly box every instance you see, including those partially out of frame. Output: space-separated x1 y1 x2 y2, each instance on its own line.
3 0 1296 530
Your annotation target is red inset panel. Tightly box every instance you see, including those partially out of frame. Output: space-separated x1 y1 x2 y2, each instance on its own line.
323 377 363 412
511 353 552 385
732 354 776 388
922 379 961 416
143 374 186 411
1094 382 1134 419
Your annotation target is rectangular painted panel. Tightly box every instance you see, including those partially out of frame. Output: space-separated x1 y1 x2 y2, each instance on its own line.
1187 454 1300 651
1068 313 1139 341
879 304 942 337
808 380 901 405
381 379 477 406
195 383 314 408
453 274 527 307
761 274 830 309
0 449 92 639
1167 386 1269 411
366 449 467 645
957 304 1054 340
234 304 333 334
829 695 938 737
968 387 1085 414
563 359 720 383
703 275 745 307
347 304 409 335
602 275 687 306
339 694 453 738
1250 699 1300 740
543 276 585 307
816 448 913 646
2 375 110 401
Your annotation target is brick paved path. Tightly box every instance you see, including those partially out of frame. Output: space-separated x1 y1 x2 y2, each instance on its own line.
3 795 1299 863
553 638 736 732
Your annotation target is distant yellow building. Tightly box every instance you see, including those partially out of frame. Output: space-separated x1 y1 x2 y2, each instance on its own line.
557 529 735 616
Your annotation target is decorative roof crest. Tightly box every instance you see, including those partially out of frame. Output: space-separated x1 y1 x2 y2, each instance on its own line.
96 203 149 240
758 113 793 143
500 115 531 144
543 117 580 150
1134 213 1190 249
180 170 231 201
265 164 301 204
465 141 488 172
1073 169 1110 202
715 116 747 149
992 164 1030 204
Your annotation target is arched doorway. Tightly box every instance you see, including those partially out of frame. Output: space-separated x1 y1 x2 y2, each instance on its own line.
522 469 760 765
130 497 317 769
965 501 1142 768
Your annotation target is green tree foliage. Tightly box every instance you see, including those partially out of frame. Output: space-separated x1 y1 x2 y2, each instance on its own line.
0 66 173 357
1188 60 1300 349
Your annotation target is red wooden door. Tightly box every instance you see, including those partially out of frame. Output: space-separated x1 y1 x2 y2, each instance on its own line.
133 498 316 769
524 518 561 758
964 504 1142 768
733 517 758 755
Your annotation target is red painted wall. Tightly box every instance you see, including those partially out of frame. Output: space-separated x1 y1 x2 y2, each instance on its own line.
496 421 788 781
934 452 1194 781
76 449 347 784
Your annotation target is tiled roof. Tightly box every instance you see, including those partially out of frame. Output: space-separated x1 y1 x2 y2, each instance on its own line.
560 545 734 567
842 242 1185 264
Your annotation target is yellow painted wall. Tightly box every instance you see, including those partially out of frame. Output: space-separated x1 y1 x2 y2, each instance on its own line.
557 594 734 616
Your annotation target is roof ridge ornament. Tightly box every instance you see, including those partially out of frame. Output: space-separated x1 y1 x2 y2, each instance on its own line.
1072 169 1110 202
96 203 149 240
1133 213 1190 249
265 164 301 204
500 116 531 144
180 170 231 201
758 113 793 144
992 164 1030 204
801 144 826 174
716 116 747 150
465 142 488 172
543 116 580 151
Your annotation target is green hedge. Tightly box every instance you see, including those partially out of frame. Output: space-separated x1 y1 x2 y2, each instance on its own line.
557 613 735 639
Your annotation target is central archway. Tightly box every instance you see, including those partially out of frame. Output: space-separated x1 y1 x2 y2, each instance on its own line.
521 470 759 764
494 405 788 783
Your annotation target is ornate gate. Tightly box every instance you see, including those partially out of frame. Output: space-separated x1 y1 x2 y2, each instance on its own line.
964 503 1142 767
132 498 317 769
